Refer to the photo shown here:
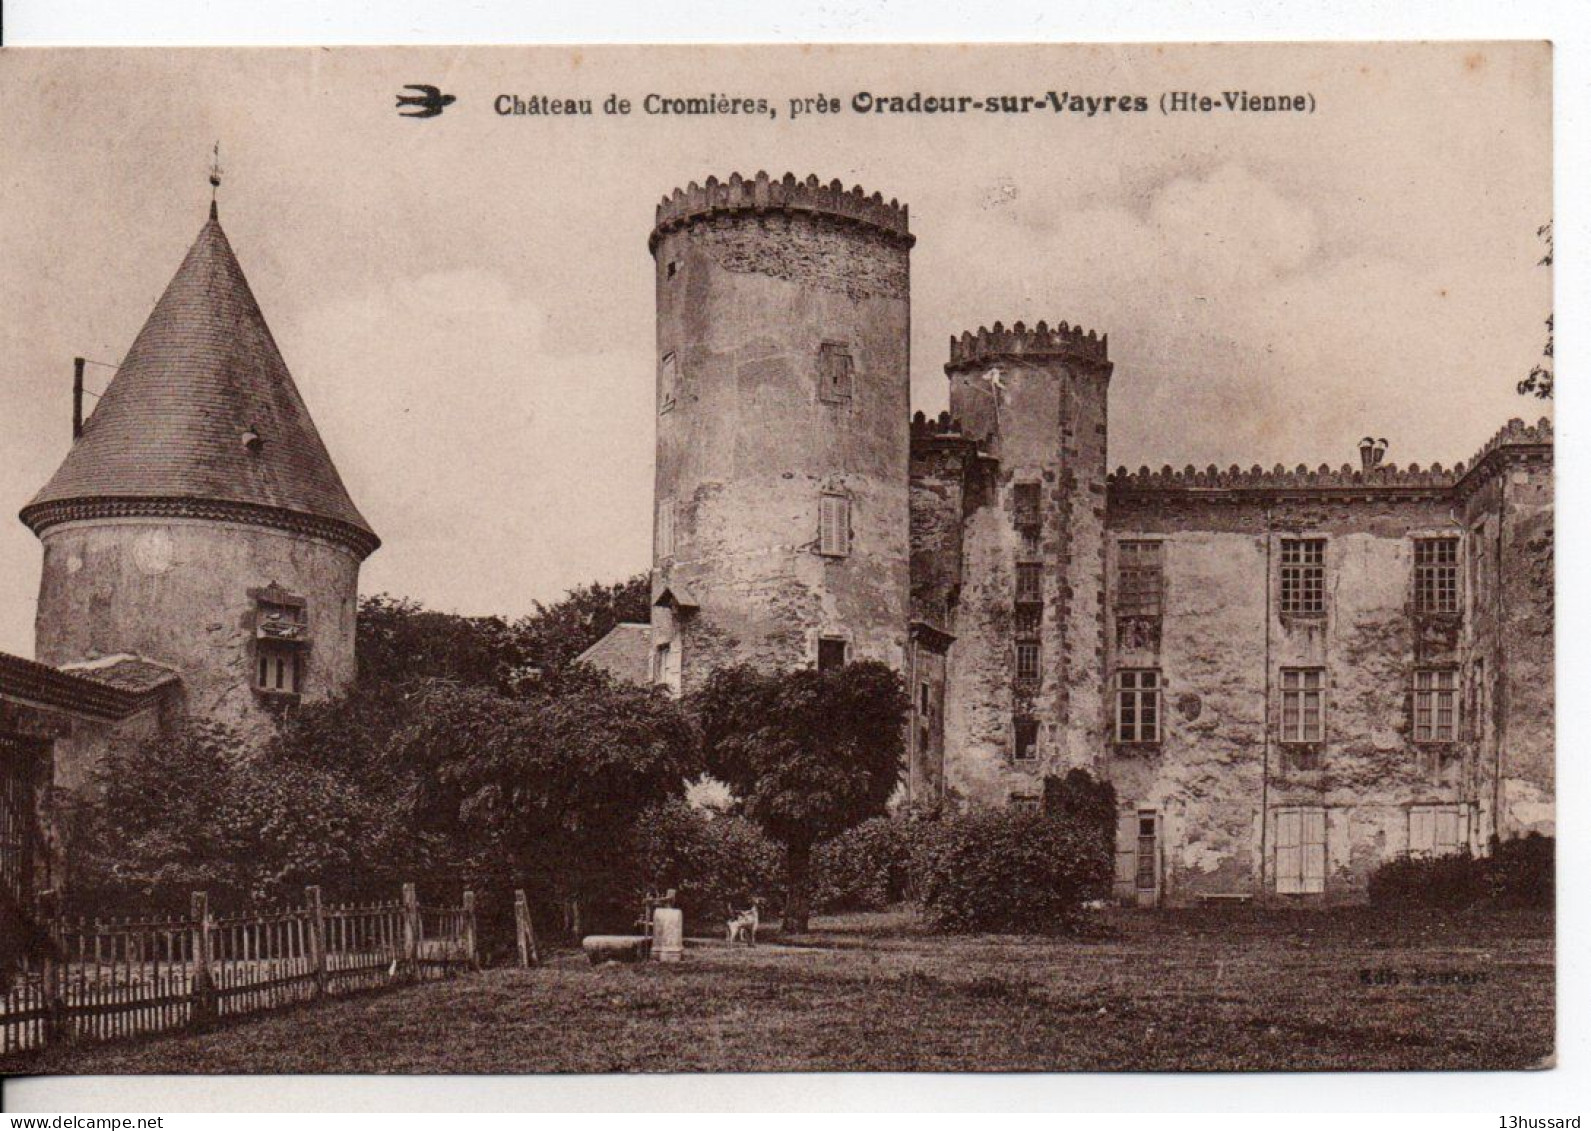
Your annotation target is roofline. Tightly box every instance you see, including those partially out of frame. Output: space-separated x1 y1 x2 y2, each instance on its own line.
0 652 177 721
20 495 380 560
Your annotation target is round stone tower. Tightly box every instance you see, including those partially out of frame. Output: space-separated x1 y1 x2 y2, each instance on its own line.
941 321 1113 800
20 201 379 731
647 172 914 692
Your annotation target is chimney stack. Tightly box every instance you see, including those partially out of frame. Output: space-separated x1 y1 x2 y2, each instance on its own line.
1358 436 1388 472
72 357 85 440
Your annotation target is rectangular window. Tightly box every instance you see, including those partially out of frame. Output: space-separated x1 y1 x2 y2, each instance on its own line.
654 642 681 696
1116 540 1164 617
1414 669 1459 743
817 637 849 672
1115 669 1162 743
255 643 301 695
656 498 676 559
1408 804 1469 858
818 494 850 557
1136 812 1159 891
1020 526 1042 558
817 342 854 403
1015 641 1041 684
659 352 679 413
919 682 931 716
1274 807 1326 894
1013 603 1042 636
1414 537 1460 614
1013 716 1039 762
1013 482 1041 527
1015 562 1043 604
1279 668 1325 743
1279 538 1326 615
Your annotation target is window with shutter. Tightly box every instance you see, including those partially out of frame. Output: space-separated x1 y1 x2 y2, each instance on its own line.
1275 807 1326 893
818 342 854 403
1408 804 1469 857
818 495 850 557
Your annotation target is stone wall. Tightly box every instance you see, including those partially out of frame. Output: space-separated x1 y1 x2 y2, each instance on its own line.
35 518 361 734
650 191 912 692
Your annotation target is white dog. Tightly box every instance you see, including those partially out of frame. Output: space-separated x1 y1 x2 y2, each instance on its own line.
726 900 761 946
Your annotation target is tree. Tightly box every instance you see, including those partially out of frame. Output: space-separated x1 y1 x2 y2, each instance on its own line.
690 661 908 932
514 573 651 673
393 669 700 933
358 594 527 693
71 719 418 911
1518 221 1553 399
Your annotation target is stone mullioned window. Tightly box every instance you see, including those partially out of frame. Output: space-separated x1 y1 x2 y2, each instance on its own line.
1279 538 1326 615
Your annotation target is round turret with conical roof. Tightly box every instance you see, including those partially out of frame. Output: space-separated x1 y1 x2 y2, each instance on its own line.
20 201 378 728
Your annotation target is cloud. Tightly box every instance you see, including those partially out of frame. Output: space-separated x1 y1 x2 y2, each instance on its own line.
288 270 654 618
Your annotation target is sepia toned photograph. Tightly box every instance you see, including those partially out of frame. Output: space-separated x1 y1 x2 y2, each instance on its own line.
0 41 1554 1077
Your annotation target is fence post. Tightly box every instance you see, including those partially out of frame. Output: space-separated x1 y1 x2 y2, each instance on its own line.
190 890 216 1026
461 890 479 970
514 889 539 967
400 882 419 983
35 889 64 1047
306 885 327 999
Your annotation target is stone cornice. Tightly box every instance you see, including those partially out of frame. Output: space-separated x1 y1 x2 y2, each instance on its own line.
19 495 381 560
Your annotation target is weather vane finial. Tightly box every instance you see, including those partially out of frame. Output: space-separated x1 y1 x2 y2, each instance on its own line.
208 142 223 217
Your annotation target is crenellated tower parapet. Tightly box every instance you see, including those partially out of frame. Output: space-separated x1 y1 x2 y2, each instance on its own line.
650 172 914 254
944 320 1111 376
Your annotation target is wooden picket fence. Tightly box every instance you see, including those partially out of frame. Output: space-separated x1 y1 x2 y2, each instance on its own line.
0 882 478 1057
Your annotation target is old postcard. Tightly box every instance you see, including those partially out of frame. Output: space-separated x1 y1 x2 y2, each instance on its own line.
0 42 1553 1075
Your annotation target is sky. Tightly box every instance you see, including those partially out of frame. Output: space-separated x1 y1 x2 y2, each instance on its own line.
0 43 1552 657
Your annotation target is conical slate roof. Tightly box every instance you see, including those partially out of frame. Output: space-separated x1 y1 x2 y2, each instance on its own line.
21 205 378 559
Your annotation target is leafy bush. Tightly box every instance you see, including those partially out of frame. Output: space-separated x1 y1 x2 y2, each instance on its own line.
1366 834 1554 910
1366 848 1482 910
633 799 783 931
812 816 919 912
1484 832 1553 909
912 807 1111 933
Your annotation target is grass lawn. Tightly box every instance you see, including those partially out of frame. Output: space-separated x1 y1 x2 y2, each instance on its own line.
8 907 1553 1073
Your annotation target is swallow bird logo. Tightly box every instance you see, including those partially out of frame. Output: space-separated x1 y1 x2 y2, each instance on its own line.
397 84 456 119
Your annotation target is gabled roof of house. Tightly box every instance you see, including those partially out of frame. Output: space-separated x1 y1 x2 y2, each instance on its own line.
574 623 653 686
0 651 180 721
20 204 378 559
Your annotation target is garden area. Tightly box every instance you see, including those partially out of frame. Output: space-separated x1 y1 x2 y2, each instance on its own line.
9 905 1554 1074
